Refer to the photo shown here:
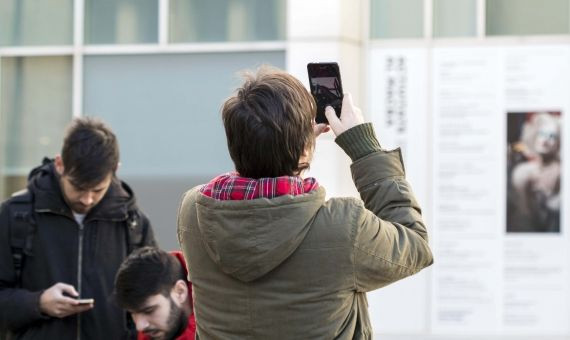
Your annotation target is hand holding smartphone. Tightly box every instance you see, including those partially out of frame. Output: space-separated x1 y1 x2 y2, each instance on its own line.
307 62 344 124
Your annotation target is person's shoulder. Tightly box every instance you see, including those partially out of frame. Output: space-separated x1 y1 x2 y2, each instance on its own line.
316 196 364 226
512 160 540 185
10 188 32 200
0 189 34 225
1 189 33 208
323 196 364 211
300 197 364 245
180 185 203 204
177 185 204 215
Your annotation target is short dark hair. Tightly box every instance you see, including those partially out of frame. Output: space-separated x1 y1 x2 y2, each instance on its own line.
61 117 119 188
114 247 185 310
222 66 316 178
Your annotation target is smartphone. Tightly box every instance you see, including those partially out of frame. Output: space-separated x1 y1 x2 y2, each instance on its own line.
307 62 344 124
76 298 94 305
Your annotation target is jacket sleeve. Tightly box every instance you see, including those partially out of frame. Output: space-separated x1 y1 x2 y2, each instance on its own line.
335 123 434 292
0 201 47 330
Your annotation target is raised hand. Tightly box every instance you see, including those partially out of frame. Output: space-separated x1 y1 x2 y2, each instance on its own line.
324 93 364 137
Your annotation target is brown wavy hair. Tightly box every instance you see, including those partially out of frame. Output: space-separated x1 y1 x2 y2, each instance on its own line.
222 66 316 178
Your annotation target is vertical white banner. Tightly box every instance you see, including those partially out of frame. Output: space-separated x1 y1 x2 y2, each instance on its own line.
369 47 430 211
368 47 431 334
502 45 570 335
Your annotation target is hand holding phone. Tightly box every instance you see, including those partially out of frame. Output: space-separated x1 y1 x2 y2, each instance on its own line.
40 282 94 318
307 62 344 124
324 93 364 137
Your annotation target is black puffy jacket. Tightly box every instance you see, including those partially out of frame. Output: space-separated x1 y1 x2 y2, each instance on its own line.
0 159 157 339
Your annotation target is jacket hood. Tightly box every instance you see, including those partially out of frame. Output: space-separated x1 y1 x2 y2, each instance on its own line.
27 158 137 220
193 187 326 282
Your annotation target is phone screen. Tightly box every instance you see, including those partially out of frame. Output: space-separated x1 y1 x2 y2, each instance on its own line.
307 62 344 124
76 298 94 305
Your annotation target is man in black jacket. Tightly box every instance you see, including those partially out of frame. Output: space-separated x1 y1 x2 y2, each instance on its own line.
0 117 157 339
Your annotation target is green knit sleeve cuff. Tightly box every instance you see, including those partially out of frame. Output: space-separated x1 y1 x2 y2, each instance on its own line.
334 123 382 161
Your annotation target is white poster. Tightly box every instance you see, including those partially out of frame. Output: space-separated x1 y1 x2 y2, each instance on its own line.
432 45 570 336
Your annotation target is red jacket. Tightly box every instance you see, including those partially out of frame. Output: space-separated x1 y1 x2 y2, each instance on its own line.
137 251 196 340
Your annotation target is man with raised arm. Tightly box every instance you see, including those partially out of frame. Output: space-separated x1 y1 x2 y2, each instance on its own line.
177 67 433 339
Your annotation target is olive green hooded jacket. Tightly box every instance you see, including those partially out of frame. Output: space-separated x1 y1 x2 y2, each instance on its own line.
177 124 433 339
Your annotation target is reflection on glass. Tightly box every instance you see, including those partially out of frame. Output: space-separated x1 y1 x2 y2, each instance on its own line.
0 0 73 46
370 0 424 39
84 0 158 44
433 0 476 37
0 57 72 182
83 52 285 176
487 0 569 35
170 0 286 42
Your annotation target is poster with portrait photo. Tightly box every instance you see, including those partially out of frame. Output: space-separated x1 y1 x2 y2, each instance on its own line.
506 111 561 233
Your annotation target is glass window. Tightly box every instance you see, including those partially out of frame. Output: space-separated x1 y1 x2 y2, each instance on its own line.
434 0 477 37
486 0 570 35
83 52 285 177
0 56 72 198
370 0 424 39
0 0 73 46
84 0 158 44
170 0 286 42
83 51 285 249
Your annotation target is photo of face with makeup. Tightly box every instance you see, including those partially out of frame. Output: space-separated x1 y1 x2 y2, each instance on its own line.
506 111 561 233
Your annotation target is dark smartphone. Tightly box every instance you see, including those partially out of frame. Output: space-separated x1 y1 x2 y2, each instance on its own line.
307 62 344 124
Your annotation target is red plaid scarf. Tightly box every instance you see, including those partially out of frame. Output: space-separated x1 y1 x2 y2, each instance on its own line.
201 172 319 200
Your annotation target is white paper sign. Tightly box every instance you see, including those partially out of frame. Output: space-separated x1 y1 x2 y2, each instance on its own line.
432 45 570 336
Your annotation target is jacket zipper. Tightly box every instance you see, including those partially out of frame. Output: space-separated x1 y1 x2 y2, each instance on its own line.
37 209 126 339
77 221 84 340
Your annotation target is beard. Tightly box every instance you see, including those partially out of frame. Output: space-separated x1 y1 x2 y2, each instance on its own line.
146 297 189 340
69 202 93 214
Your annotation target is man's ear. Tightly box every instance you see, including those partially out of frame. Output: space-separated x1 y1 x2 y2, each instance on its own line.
297 147 313 176
171 280 188 304
54 155 65 175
